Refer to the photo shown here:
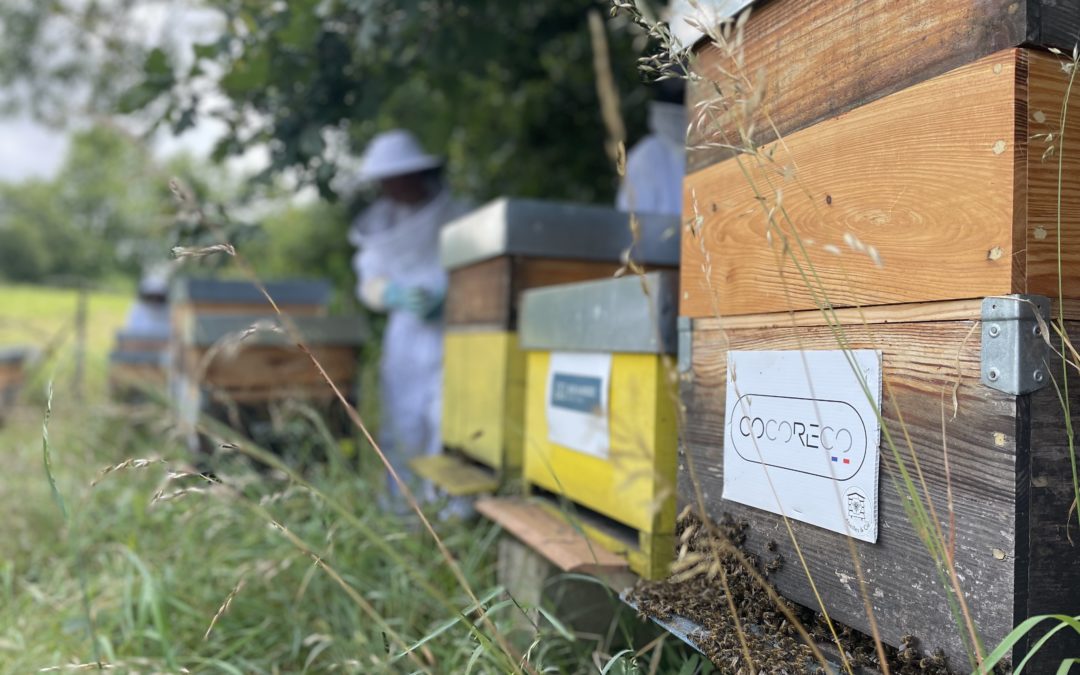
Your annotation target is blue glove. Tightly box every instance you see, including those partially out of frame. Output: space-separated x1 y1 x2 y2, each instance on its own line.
383 283 444 320
381 282 413 311
411 287 445 320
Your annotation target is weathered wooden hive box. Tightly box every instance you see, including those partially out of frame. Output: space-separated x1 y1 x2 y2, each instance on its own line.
520 271 679 579
0 347 32 423
109 329 169 400
680 1 1080 669
168 278 361 444
175 314 365 404
416 198 680 495
170 277 330 321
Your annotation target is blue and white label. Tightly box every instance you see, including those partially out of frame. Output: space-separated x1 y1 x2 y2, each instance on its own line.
551 374 604 413
546 352 612 459
723 350 882 543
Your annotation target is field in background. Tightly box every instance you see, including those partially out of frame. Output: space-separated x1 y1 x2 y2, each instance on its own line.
0 283 681 673
0 283 132 397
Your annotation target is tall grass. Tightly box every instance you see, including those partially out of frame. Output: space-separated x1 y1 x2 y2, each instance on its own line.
0 229 704 672
5 394 678 672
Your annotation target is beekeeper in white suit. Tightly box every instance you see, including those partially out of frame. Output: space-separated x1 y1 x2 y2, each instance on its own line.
616 76 687 217
349 129 469 501
616 1 695 216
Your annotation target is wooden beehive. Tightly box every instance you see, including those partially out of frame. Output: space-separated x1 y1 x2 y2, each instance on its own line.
680 8 1080 668
519 271 679 579
169 277 330 321
0 347 32 424
414 198 680 495
167 278 360 449
176 314 366 403
109 329 169 401
172 313 367 451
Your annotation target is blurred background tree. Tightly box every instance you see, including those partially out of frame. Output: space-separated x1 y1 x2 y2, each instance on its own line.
0 125 169 284
1 0 652 202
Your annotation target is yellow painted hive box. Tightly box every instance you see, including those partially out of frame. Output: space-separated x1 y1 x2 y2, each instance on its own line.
520 271 679 579
419 198 680 496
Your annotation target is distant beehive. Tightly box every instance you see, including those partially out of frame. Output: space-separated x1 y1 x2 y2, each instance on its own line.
678 1 1080 669
412 198 679 495
108 329 169 401
168 278 365 449
0 347 33 424
519 271 679 579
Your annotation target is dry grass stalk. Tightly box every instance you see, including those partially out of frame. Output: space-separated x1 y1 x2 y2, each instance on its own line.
91 457 167 486
204 574 248 641
166 179 523 674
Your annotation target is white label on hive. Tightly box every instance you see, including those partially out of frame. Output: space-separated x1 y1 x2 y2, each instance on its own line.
546 351 612 459
722 350 882 543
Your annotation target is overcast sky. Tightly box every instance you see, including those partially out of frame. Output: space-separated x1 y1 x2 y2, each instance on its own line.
0 114 69 182
0 1 266 185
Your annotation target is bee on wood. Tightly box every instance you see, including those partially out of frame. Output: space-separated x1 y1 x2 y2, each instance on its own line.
766 554 784 574
919 648 948 672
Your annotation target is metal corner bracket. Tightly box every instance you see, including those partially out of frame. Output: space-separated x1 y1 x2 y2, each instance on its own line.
677 316 693 373
981 294 1052 396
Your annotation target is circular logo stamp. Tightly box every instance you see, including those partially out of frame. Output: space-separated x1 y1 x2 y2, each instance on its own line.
843 487 872 535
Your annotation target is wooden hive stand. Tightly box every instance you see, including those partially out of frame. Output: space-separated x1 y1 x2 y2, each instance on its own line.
413 198 680 497
518 271 679 580
678 1 1080 670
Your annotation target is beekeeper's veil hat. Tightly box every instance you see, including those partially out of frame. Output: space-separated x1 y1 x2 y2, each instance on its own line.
357 129 443 182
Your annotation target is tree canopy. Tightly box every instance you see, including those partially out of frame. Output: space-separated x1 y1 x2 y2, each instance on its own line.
0 125 168 283
1 1 655 204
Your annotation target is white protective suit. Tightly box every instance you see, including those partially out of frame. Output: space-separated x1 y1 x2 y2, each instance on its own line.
124 301 170 339
616 101 687 216
349 188 469 491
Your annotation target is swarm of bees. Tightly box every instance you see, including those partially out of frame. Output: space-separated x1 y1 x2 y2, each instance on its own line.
626 507 969 675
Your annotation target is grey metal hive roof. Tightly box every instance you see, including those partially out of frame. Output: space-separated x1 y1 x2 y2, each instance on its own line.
519 271 679 354
171 278 332 307
439 198 680 271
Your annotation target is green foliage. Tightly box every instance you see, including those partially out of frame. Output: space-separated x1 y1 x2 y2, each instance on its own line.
0 393 707 673
2 1 652 203
0 208 50 281
0 1 150 124
0 283 132 397
0 125 171 283
243 199 359 312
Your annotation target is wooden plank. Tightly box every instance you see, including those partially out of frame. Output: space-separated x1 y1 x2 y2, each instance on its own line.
190 345 357 393
0 361 24 386
445 256 631 328
1023 50 1080 301
445 256 513 327
679 318 1020 668
681 50 1019 317
115 336 169 353
512 258 627 329
1031 1 1080 51
175 301 326 316
685 0 1080 172
476 497 630 575
690 299 1080 330
1019 325 1080 672
409 454 499 496
712 299 984 330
